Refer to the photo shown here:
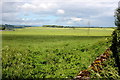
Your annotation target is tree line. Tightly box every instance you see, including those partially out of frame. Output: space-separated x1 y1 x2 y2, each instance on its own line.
0 24 33 30
42 25 64 28
0 24 14 30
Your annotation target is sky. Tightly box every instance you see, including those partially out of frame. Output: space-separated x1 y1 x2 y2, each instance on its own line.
0 0 119 27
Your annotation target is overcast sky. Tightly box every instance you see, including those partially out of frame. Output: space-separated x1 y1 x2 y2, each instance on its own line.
0 0 119 27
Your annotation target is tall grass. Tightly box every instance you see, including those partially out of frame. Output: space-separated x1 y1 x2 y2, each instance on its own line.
90 56 120 79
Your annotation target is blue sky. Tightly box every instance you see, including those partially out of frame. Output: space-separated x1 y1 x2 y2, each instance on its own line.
0 0 119 27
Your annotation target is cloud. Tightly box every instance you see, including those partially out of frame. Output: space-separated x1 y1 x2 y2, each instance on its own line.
2 2 20 13
20 3 36 9
57 9 65 14
71 17 82 22
67 21 73 25
3 0 117 2
2 12 50 25
20 2 57 10
1 0 119 26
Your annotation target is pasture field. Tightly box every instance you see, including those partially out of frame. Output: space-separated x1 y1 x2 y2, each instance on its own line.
2 27 114 78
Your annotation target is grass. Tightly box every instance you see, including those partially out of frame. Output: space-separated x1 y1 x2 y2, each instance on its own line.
2 27 114 79
90 56 120 79
3 27 113 36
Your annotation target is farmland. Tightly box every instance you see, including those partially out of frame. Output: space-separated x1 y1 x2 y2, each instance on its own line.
2 27 114 79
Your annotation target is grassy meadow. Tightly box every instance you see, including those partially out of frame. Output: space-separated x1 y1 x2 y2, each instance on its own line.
2 27 114 78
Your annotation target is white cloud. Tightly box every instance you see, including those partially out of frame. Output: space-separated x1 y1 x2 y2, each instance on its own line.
57 9 65 14
39 3 56 9
3 0 117 2
1 0 119 26
19 2 57 13
71 17 82 22
67 21 73 25
20 3 36 9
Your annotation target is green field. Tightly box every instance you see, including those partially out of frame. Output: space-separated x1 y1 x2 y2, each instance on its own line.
2 27 114 79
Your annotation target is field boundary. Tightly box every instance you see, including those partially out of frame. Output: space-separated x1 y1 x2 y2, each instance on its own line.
74 29 120 79
110 29 120 75
74 48 112 79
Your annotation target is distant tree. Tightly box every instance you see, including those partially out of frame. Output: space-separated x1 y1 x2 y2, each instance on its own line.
2 26 5 30
115 1 120 29
42 25 64 28
3 24 14 30
0 25 5 30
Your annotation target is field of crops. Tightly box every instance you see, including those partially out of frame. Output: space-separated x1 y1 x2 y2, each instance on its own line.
2 27 114 79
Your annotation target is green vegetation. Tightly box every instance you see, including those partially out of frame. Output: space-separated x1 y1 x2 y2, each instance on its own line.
0 24 14 30
42 25 64 28
90 55 120 79
2 27 114 79
0 24 34 30
115 6 120 30
114 5 120 76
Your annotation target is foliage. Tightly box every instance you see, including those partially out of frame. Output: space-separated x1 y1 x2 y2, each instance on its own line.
0 24 14 30
115 6 120 29
110 29 120 76
90 56 120 79
43 25 64 28
90 29 120 79
2 27 113 79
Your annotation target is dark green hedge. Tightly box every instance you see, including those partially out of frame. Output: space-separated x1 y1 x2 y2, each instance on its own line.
110 29 120 75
